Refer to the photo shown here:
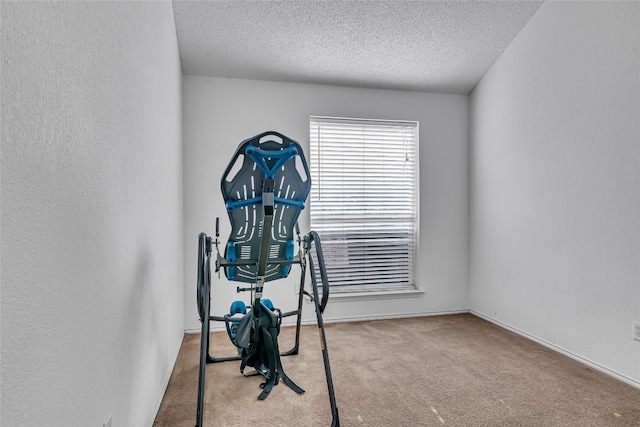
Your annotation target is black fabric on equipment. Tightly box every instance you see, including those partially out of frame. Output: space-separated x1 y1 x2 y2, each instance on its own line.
233 309 254 349
240 303 304 400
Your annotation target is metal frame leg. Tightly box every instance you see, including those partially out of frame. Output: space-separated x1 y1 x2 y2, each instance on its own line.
195 235 212 427
306 231 340 427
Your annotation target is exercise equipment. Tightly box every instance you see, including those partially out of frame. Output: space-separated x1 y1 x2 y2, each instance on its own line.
195 131 339 427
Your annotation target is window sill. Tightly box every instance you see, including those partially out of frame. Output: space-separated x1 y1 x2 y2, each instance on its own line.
325 288 425 302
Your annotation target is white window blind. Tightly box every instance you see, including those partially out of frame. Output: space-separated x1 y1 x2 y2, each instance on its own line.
309 116 418 293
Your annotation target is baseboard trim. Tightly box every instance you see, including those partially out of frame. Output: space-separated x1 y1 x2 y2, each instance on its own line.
146 331 184 427
470 310 640 391
316 309 471 325
184 309 471 334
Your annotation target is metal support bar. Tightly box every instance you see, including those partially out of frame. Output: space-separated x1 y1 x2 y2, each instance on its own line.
195 234 212 427
306 231 340 427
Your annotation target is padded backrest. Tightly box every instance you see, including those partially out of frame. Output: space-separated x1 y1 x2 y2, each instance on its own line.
221 132 311 283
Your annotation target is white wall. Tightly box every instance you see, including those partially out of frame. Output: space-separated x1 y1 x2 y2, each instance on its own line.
470 0 640 386
1 2 183 426
183 76 468 331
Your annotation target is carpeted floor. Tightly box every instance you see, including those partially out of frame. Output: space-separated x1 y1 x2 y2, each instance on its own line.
154 314 640 426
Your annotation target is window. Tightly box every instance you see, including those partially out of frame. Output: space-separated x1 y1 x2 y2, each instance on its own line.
309 116 418 293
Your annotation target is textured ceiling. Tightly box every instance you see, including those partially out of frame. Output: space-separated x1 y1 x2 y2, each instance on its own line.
172 1 543 94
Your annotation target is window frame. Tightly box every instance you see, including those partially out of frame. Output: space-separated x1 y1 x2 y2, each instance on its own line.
309 115 420 296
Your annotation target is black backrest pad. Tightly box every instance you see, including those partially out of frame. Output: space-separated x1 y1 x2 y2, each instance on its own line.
221 132 311 283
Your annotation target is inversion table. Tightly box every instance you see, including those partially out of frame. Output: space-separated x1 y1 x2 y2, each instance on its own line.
195 131 340 427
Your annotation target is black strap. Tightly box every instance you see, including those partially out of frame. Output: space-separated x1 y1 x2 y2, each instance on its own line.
254 326 305 399
258 376 276 400
268 326 304 395
257 326 278 399
240 304 305 399
279 370 304 395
